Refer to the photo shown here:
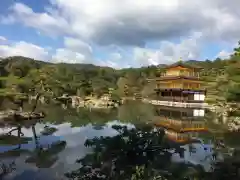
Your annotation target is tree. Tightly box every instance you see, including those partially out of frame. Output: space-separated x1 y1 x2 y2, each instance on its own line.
142 81 156 98
0 75 30 111
232 40 240 57
24 66 60 112
117 77 129 96
223 56 240 102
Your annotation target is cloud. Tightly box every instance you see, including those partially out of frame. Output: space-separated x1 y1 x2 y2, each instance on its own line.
1 3 69 37
0 36 95 65
133 32 202 66
216 50 231 59
52 48 87 63
0 41 50 60
52 38 95 64
98 52 134 69
0 37 121 67
98 59 121 69
215 43 239 59
2 0 240 47
63 37 92 55
1 0 240 68
0 36 7 42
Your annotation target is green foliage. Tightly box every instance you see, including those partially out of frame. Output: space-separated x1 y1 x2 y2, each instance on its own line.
231 41 240 57
1 42 240 106
0 75 30 109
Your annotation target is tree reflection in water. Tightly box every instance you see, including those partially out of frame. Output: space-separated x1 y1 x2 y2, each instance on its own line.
0 119 66 178
65 124 197 180
1 102 240 179
25 140 66 168
65 123 240 180
0 162 16 179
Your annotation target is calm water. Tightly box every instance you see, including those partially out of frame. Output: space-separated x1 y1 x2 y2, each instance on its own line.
0 101 239 179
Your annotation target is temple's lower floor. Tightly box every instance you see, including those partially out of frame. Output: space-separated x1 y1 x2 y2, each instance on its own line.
155 88 206 102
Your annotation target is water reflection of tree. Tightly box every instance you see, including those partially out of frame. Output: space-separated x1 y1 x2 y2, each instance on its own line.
65 123 240 180
0 120 35 154
25 140 66 168
0 162 16 179
27 101 155 128
0 121 66 178
24 124 66 168
71 107 117 127
209 153 240 180
118 101 155 123
35 104 117 127
65 124 205 180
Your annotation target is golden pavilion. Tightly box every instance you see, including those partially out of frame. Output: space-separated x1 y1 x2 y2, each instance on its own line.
150 59 206 103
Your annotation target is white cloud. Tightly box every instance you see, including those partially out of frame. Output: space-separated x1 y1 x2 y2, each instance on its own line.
109 52 122 61
0 41 50 60
215 43 238 59
64 37 92 55
1 3 69 37
52 48 87 63
133 32 202 66
2 0 240 46
1 0 240 67
216 50 231 59
0 37 122 67
0 36 7 42
99 60 120 69
52 38 95 64
98 52 133 69
101 54 122 69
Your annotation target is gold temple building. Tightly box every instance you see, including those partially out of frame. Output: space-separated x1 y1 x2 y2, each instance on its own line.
150 60 206 103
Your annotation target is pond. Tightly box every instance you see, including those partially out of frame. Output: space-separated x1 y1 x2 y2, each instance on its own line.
0 101 239 179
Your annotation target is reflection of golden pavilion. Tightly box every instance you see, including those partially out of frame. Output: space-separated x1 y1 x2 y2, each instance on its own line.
154 106 207 132
165 129 202 143
154 116 207 132
148 60 206 103
152 106 208 143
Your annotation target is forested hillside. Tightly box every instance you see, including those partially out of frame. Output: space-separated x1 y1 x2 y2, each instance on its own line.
0 42 239 107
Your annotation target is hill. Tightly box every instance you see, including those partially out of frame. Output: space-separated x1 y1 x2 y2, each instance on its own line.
0 42 239 105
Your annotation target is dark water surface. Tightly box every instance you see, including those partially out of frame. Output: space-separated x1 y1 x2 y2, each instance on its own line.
0 101 239 179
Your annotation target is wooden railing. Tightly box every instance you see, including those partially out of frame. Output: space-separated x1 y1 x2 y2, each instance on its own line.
142 99 211 109
157 96 191 102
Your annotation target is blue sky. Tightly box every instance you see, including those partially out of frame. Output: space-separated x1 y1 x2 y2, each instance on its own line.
0 0 239 68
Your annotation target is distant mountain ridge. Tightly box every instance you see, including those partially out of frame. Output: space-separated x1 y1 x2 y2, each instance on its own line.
0 56 208 70
0 55 239 103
